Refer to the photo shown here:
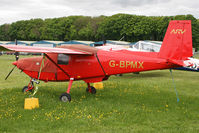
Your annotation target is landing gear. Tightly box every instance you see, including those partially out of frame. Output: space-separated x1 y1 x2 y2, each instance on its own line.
60 93 71 102
86 86 96 94
59 80 97 102
22 79 36 93
22 86 33 93
86 83 96 94
133 72 140 74
60 78 74 102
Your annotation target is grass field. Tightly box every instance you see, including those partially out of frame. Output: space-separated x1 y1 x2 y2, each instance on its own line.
1 55 199 133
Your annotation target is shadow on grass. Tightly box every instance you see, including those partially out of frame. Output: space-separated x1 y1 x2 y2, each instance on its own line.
36 86 97 102
120 72 169 79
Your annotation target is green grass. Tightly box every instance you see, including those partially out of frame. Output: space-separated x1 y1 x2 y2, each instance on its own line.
1 55 199 133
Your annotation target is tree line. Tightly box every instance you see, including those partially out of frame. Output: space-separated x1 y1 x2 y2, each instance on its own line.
0 14 199 48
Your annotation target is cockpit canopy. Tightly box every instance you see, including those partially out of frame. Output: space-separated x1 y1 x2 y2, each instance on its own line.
131 41 162 52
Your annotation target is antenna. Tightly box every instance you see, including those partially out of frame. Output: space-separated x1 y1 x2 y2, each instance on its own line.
119 36 125 41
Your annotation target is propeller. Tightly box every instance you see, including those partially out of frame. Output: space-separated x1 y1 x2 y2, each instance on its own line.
5 66 16 80
5 39 19 80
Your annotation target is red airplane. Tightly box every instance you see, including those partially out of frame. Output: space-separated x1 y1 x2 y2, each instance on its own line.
0 20 193 102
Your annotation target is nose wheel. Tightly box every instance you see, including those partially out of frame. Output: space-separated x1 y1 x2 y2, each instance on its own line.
22 79 36 93
22 86 33 93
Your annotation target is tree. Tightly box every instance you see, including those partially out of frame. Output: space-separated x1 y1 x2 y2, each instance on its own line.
0 24 10 40
97 14 132 41
0 14 198 49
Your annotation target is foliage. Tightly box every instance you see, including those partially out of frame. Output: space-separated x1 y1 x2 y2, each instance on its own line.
0 14 199 48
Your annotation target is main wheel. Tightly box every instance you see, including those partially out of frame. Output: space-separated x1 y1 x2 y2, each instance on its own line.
133 72 140 74
60 93 71 102
86 86 96 94
22 86 33 93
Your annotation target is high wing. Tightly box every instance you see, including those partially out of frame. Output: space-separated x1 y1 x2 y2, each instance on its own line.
0 44 98 55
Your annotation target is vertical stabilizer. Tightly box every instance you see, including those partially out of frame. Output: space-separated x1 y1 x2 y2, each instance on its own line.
158 20 192 60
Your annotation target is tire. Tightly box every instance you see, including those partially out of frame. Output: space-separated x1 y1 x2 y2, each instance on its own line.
133 72 140 74
22 86 32 93
86 86 96 94
60 93 71 102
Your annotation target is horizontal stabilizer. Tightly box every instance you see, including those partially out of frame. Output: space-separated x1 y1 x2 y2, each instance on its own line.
168 59 185 67
168 59 196 68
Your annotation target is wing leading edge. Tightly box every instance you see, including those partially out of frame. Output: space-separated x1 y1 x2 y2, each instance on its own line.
0 44 96 55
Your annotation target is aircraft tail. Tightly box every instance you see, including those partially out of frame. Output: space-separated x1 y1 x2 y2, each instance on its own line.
158 20 193 62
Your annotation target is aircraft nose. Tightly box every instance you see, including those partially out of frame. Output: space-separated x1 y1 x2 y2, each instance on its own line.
12 61 17 66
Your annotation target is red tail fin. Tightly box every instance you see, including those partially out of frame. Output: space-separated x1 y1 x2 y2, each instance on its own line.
158 20 192 60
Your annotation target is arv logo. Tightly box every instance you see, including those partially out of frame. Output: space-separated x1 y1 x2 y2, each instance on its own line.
170 29 186 34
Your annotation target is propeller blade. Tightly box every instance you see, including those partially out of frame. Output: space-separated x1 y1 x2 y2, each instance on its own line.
15 39 19 61
15 52 19 61
5 66 16 80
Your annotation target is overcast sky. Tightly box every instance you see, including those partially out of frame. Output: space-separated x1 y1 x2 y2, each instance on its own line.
0 0 198 25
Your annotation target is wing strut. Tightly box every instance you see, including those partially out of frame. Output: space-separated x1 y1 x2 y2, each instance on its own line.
30 56 45 97
44 54 70 78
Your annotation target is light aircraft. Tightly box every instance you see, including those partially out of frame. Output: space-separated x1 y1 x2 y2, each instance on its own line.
0 20 194 102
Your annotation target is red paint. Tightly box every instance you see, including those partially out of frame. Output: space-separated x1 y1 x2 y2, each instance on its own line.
67 78 74 93
158 20 192 60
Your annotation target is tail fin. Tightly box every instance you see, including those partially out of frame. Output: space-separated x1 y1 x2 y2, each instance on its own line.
158 20 192 60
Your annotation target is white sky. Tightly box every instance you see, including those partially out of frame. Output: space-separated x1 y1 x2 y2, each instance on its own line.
0 0 198 25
